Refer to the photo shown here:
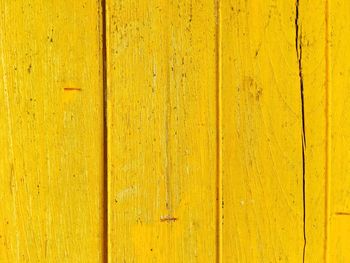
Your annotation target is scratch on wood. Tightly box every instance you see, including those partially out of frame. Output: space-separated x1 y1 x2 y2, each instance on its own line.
64 87 82 91
335 212 350 216
164 48 173 216
160 215 178 222
295 0 306 261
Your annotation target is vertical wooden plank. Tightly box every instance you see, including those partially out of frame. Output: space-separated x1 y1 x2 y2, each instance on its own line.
221 0 305 261
328 0 350 261
0 1 104 261
299 0 327 261
106 0 218 261
300 0 350 261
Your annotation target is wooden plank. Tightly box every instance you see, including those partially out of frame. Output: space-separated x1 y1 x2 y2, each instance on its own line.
0 1 104 261
328 0 350 261
287 0 350 261
221 1 305 261
299 0 327 261
106 0 218 261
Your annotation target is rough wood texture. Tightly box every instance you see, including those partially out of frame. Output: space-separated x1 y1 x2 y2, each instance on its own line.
0 1 104 261
222 1 304 261
106 0 218 262
328 0 350 261
299 1 328 262
1 0 349 262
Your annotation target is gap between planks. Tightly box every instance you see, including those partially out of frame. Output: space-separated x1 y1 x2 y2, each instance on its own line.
101 0 108 262
324 0 331 261
215 0 223 263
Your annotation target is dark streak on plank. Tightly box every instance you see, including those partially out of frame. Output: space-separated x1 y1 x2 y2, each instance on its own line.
295 0 307 262
64 87 82 91
160 216 178 222
335 212 350 216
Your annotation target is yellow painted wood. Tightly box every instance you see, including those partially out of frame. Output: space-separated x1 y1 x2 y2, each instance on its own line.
221 0 333 262
0 1 104 262
1 0 350 262
328 0 350 261
299 1 328 262
221 1 305 261
106 0 218 262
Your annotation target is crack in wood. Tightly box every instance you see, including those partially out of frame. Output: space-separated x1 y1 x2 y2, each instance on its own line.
295 0 307 261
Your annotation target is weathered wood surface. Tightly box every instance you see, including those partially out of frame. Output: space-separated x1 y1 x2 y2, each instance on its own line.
222 1 304 262
106 0 218 261
0 1 104 262
1 0 348 262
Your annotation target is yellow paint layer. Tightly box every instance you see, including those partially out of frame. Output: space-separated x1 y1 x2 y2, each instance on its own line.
0 1 104 262
2 0 350 262
299 0 327 262
106 0 218 261
221 0 305 261
329 0 350 261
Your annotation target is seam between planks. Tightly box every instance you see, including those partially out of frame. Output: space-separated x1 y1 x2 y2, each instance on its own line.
215 0 222 262
101 0 108 262
324 0 331 261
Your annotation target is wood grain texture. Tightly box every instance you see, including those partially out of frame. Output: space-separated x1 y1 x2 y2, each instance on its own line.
106 0 218 262
0 1 104 262
328 0 350 261
299 0 328 262
221 1 304 261
2 0 350 262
